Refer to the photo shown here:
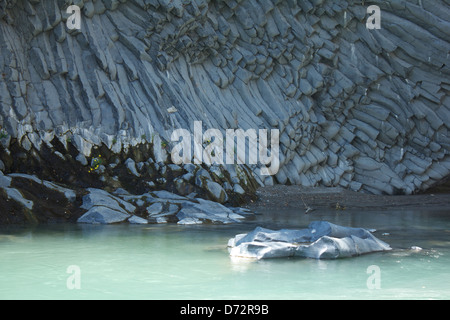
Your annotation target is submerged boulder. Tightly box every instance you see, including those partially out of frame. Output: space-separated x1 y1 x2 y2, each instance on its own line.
228 221 391 260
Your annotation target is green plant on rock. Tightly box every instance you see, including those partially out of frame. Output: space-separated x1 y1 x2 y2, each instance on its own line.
0 127 8 140
88 155 103 173
203 138 212 147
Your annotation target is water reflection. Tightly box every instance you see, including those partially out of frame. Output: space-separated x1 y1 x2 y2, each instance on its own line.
229 256 255 273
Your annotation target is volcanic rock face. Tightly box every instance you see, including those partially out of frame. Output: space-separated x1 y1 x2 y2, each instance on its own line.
0 171 255 224
0 0 449 201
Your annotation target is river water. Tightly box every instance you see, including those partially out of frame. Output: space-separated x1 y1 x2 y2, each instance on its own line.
0 207 449 300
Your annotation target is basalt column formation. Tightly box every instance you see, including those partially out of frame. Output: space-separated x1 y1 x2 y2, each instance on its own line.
0 0 449 203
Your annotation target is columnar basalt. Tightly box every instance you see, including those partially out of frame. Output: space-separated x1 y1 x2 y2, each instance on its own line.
0 0 449 222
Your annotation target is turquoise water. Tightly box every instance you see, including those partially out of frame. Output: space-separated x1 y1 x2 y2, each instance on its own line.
0 208 449 300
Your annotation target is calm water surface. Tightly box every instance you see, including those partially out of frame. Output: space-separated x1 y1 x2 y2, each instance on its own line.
1 208 449 300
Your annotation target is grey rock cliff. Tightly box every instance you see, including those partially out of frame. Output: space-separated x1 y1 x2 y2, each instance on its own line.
0 0 449 197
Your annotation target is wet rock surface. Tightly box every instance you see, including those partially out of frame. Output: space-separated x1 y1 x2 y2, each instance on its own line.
0 139 257 224
228 221 392 260
0 171 255 225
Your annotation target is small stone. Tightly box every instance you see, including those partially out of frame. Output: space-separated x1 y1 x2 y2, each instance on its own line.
146 203 163 216
156 217 169 224
135 199 145 207
76 154 88 166
174 177 195 196
183 164 197 173
125 158 140 177
0 171 12 188
128 215 149 224
146 181 156 188
233 184 246 194
195 169 212 187
205 180 227 203
167 106 178 113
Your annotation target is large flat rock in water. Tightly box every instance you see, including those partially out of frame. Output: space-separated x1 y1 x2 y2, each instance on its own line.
228 221 391 260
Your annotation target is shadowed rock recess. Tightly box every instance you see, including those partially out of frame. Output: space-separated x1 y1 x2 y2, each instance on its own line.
0 0 449 224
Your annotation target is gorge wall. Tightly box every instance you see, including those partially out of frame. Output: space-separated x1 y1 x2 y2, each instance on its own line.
0 0 449 220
